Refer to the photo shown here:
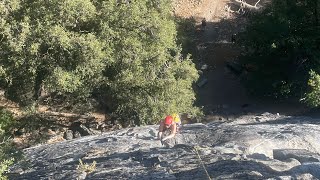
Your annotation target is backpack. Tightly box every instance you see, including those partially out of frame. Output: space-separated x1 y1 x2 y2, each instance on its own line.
172 113 181 125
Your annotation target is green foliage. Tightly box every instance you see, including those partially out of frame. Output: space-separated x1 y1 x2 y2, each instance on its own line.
0 141 23 180
0 109 14 135
77 159 96 174
0 109 15 180
303 70 320 107
0 0 108 104
98 0 200 124
238 0 320 100
175 17 197 57
0 0 200 124
0 158 13 180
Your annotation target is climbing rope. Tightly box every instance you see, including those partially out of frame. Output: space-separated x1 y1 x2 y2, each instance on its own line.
193 145 212 180
160 125 212 180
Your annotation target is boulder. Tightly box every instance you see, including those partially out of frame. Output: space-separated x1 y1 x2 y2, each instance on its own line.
273 149 320 163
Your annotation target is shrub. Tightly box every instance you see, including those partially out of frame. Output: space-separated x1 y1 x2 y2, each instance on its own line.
0 158 13 180
0 109 16 179
303 70 320 107
77 159 96 174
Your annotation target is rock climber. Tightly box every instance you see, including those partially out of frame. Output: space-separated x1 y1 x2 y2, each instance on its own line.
157 114 181 141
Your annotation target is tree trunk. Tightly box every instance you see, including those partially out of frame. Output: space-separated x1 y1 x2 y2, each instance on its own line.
314 0 319 25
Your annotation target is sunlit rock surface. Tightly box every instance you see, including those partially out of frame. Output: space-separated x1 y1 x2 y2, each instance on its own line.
9 113 320 179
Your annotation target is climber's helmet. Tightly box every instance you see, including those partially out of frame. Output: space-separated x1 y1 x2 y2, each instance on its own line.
164 116 173 127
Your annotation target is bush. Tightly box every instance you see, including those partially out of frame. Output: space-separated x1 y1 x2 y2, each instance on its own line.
303 70 320 107
0 109 15 136
0 109 16 179
0 157 13 180
0 0 201 125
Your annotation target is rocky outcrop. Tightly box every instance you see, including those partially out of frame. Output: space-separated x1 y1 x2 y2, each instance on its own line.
9 113 320 179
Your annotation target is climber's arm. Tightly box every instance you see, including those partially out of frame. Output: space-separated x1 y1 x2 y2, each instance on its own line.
162 124 176 141
158 123 164 140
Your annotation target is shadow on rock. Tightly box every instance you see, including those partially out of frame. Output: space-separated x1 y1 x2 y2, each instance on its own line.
175 160 280 179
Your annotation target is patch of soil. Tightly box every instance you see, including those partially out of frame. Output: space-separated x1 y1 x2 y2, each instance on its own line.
0 88 115 148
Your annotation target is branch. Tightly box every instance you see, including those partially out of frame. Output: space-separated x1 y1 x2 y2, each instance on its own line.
224 5 236 18
224 5 236 13
0 136 11 145
233 0 259 10
164 61 169 68
254 0 261 7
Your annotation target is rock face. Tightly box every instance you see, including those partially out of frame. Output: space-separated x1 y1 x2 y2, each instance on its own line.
9 113 320 179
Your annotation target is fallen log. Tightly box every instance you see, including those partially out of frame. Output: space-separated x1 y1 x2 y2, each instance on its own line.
233 0 260 10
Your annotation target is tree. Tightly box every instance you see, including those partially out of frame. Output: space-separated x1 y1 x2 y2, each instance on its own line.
0 0 200 124
304 70 320 107
237 0 320 101
97 0 200 124
0 0 107 105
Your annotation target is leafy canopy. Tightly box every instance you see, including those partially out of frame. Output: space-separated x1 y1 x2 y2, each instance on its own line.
238 0 320 101
0 0 200 124
0 109 15 180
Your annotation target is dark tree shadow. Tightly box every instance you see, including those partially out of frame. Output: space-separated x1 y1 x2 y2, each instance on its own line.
174 9 316 121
